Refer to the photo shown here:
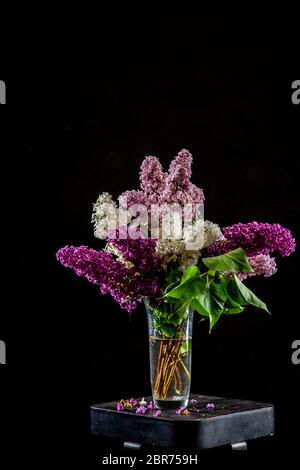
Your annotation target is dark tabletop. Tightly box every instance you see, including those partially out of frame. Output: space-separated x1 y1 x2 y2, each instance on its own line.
91 394 275 449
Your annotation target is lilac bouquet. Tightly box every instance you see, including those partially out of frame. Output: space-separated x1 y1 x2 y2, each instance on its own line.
57 149 296 407
57 149 295 333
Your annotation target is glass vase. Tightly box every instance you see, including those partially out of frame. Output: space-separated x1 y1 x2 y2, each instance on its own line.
145 299 194 409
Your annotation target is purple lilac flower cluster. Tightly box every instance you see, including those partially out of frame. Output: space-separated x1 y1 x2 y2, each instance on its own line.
209 222 295 279
210 222 295 257
108 227 162 275
56 239 162 312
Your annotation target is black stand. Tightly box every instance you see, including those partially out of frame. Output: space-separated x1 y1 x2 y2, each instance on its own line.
91 394 274 450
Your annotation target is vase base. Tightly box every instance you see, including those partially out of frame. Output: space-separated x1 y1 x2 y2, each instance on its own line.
154 397 189 410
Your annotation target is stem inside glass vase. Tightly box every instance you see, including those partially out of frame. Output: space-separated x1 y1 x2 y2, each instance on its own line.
145 299 193 409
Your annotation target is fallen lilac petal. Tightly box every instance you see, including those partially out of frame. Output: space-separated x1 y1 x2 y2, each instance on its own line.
147 401 157 410
206 403 215 409
123 401 133 410
129 398 137 406
116 402 124 411
136 406 147 415
154 410 162 417
176 406 186 415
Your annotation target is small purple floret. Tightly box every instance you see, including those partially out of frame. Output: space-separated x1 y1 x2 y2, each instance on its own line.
136 406 147 415
175 406 186 415
129 398 137 407
116 402 124 411
206 403 215 409
147 401 157 410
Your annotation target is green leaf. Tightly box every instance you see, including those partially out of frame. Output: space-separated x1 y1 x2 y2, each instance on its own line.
181 265 200 283
168 300 190 326
224 306 245 314
165 266 205 300
166 277 205 300
230 274 270 314
163 295 179 303
202 248 253 275
191 298 209 316
164 281 180 296
192 281 227 332
160 323 178 337
223 296 245 314
222 280 245 314
152 298 191 335
224 294 242 309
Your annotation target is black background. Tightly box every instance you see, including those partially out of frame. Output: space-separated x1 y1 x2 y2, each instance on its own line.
1 11 300 465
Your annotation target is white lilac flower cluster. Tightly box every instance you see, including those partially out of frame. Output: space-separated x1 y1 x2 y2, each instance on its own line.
155 220 223 270
203 220 223 249
92 192 129 240
155 239 199 270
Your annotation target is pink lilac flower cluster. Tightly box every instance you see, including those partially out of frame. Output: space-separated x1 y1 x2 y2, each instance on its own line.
56 238 162 312
236 254 278 281
140 156 166 194
119 149 204 211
